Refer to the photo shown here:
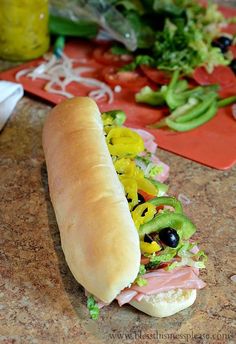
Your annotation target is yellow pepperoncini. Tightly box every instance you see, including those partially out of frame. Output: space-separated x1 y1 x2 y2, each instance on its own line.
131 202 157 229
106 127 144 158
136 177 157 196
102 115 115 135
140 240 161 254
102 113 114 127
0 0 49 61
114 158 157 196
120 177 138 210
101 110 126 134
104 125 113 135
114 158 136 177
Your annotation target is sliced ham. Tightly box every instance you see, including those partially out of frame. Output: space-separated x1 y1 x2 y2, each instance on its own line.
131 267 206 295
86 266 206 309
116 266 206 306
133 292 145 302
145 140 157 154
116 289 138 306
131 128 157 154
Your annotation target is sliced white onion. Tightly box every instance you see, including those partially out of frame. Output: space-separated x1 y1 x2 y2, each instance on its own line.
15 68 33 80
27 73 51 81
15 52 114 103
31 55 57 78
61 76 74 90
144 162 155 178
89 89 106 100
44 80 74 98
135 158 147 172
31 63 49 76
73 66 95 75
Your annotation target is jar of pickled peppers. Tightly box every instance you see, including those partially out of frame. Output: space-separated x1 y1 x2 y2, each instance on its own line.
0 0 49 61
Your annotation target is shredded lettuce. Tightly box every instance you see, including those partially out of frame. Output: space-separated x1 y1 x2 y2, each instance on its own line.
135 156 165 180
167 255 207 270
146 241 207 270
139 264 146 275
147 247 177 268
135 264 148 286
148 164 164 178
135 154 152 166
87 295 100 320
135 276 148 286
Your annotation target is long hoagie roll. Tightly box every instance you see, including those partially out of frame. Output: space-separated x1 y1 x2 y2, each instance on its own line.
43 97 207 318
42 97 140 303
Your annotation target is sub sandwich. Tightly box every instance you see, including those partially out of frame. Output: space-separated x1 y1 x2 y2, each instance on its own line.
42 97 206 318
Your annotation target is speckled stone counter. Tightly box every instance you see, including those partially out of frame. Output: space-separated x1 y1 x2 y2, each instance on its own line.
0 77 236 343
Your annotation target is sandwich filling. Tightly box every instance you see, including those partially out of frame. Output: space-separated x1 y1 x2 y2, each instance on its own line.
87 110 207 318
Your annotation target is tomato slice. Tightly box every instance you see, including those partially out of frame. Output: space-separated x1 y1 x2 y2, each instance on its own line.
102 67 149 91
140 65 171 85
220 23 236 35
193 65 236 88
141 256 150 265
93 46 133 67
219 5 236 19
229 46 236 58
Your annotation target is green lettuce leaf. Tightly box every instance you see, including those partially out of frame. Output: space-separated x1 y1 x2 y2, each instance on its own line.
146 241 207 270
139 264 147 275
87 295 100 320
135 276 148 286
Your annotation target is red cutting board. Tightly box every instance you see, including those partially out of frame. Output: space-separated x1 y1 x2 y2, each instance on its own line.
0 8 236 170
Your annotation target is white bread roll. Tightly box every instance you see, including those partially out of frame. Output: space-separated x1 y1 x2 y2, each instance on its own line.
130 289 196 317
42 97 140 303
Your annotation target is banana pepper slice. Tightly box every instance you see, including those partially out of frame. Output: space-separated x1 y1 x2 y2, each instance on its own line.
131 202 157 229
106 127 144 158
120 177 138 210
115 158 158 196
140 240 161 254
136 177 157 196
114 158 136 177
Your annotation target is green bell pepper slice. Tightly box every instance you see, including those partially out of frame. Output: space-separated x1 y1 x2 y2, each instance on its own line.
148 196 183 214
139 212 196 240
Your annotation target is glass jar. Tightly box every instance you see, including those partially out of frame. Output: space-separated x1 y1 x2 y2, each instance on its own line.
0 0 50 61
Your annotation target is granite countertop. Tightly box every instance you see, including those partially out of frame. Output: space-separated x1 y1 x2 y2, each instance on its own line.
0 66 236 344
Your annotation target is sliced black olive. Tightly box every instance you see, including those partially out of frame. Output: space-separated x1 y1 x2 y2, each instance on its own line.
230 58 236 74
211 36 233 54
132 193 146 210
159 227 179 248
211 40 227 53
217 36 233 48
144 234 153 243
138 193 145 203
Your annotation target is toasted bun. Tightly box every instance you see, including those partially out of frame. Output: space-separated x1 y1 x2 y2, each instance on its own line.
42 97 140 303
129 288 197 317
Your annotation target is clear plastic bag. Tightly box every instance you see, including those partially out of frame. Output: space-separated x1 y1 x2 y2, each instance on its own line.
49 0 137 51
